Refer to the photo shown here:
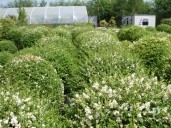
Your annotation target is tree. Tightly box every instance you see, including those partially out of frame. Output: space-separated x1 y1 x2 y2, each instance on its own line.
6 0 36 7
154 0 171 24
40 0 47 7
87 0 116 22
18 7 27 25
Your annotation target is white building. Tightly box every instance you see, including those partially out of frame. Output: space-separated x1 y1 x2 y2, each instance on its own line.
122 15 156 28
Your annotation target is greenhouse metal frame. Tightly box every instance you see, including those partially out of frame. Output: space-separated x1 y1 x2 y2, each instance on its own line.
0 6 88 24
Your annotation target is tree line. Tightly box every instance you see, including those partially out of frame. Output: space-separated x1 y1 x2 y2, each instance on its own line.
3 0 171 26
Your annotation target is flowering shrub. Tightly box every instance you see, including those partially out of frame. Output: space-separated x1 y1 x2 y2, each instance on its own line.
0 40 17 53
0 54 63 104
132 36 171 78
20 27 47 48
117 25 147 42
157 24 171 34
0 51 13 65
52 27 72 41
0 87 71 127
68 73 171 127
18 43 83 94
5 27 27 50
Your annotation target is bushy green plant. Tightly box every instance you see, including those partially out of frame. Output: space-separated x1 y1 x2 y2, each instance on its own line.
20 27 45 48
117 25 147 42
145 26 156 32
5 27 27 50
99 19 108 27
0 87 71 127
51 27 72 41
67 73 171 127
18 42 83 94
17 7 27 25
157 24 171 33
0 54 63 103
161 18 171 26
0 51 13 65
0 18 16 40
0 40 17 53
71 26 93 40
132 36 171 77
108 17 116 27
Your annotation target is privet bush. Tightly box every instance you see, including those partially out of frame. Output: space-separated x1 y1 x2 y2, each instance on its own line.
18 43 83 94
67 73 171 127
0 51 13 65
0 40 17 53
132 36 171 78
52 27 72 41
5 27 27 50
20 27 46 48
0 18 16 40
0 54 63 104
71 26 93 40
157 24 171 34
161 18 171 26
0 87 71 127
117 25 147 42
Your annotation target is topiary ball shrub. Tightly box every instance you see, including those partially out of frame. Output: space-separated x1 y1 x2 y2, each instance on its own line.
0 40 17 53
5 27 27 50
0 54 63 106
132 36 171 76
51 27 72 41
17 43 84 95
117 25 147 42
67 73 171 127
0 18 16 40
156 24 171 34
20 27 46 48
0 51 13 65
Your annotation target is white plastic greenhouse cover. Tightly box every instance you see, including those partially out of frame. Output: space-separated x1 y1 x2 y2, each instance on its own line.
0 6 88 24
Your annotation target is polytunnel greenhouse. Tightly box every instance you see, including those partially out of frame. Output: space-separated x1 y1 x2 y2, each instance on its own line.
0 6 88 24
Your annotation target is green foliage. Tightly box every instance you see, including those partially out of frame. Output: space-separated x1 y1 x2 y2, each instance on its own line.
0 18 16 40
108 17 116 27
154 0 171 24
0 40 17 53
51 27 72 40
67 73 171 127
0 54 63 103
6 0 35 7
157 24 171 33
161 18 171 26
5 27 27 50
117 25 147 42
0 51 13 65
145 26 156 32
99 19 108 27
17 7 27 25
20 27 48 48
18 39 83 94
132 36 171 74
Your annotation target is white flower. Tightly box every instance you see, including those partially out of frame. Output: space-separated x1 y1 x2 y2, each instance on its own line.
10 116 18 126
85 106 91 115
3 118 9 124
87 115 93 120
101 85 108 93
137 113 142 118
83 93 90 99
109 99 118 108
24 98 31 102
92 82 99 90
75 94 80 99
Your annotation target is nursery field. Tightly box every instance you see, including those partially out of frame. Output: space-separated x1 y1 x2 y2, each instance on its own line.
0 19 171 127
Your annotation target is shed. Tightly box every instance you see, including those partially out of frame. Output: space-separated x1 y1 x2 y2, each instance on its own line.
122 15 156 28
0 6 88 24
